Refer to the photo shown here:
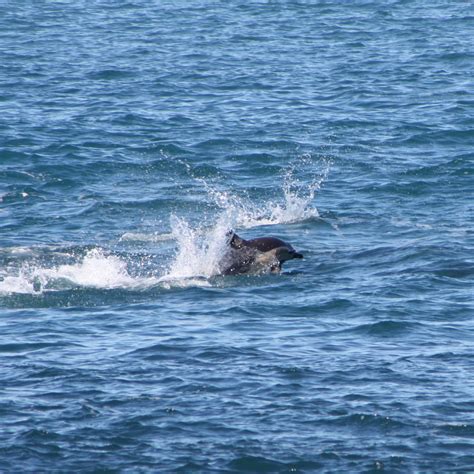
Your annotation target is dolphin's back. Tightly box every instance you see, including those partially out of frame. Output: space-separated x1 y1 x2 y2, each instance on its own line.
245 237 295 253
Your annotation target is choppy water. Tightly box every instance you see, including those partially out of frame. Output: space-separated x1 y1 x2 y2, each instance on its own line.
1 1 473 472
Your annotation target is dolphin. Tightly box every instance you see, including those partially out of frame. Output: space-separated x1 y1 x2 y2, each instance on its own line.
219 231 303 276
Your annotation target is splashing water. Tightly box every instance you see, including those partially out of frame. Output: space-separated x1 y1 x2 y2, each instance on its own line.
162 215 232 281
39 249 141 289
0 249 157 295
269 154 330 222
204 154 330 228
158 154 331 283
0 274 35 295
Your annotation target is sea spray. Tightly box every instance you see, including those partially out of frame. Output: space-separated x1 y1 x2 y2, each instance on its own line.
164 214 233 280
163 150 330 228
202 154 330 228
263 153 331 225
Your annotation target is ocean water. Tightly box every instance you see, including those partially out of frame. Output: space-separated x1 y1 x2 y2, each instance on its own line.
1 0 473 472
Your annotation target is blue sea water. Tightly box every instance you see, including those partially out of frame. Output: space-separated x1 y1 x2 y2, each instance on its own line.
1 0 473 471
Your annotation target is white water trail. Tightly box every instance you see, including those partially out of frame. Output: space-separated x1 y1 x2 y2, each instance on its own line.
0 248 159 295
37 249 141 289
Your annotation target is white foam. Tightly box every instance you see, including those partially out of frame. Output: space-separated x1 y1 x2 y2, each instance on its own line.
0 275 36 295
0 248 159 295
39 248 140 288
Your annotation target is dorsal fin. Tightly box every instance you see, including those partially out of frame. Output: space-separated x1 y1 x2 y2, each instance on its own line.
228 231 246 249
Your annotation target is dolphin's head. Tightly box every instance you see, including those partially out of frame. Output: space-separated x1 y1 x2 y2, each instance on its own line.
274 246 304 263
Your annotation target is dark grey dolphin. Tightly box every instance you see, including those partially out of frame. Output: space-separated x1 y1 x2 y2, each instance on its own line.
219 231 303 276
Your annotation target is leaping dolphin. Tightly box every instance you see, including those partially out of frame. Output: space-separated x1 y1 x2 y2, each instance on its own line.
219 231 303 276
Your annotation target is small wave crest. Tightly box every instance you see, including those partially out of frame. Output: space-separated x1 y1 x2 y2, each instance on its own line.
119 232 175 243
